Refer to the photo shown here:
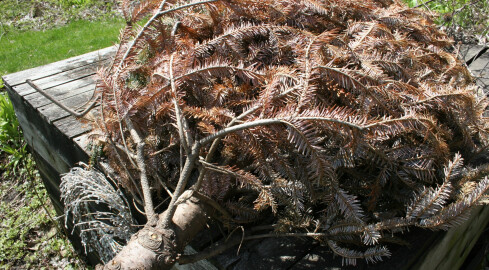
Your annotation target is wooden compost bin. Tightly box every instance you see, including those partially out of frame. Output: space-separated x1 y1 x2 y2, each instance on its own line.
3 45 489 269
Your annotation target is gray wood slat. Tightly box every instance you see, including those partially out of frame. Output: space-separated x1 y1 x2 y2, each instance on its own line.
4 84 91 175
73 133 92 157
25 76 96 109
477 77 489 91
411 205 489 270
38 91 98 123
469 50 489 78
53 114 95 139
468 50 489 94
14 58 105 97
2 46 116 87
8 92 72 174
459 45 487 63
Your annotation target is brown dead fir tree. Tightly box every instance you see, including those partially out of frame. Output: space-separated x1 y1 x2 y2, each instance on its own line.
60 0 489 269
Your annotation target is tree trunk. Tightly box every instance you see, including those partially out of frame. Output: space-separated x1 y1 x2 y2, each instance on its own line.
97 191 211 270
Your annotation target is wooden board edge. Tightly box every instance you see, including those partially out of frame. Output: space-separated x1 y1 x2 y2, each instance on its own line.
2 46 116 87
412 205 489 270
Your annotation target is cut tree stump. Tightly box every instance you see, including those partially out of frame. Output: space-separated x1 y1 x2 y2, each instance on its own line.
3 45 489 269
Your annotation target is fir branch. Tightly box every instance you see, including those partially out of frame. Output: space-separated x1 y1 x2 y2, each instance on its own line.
125 117 155 218
161 144 200 228
420 177 489 230
327 240 391 266
173 63 264 85
118 0 218 69
170 53 192 155
117 0 169 68
335 188 366 223
406 181 452 219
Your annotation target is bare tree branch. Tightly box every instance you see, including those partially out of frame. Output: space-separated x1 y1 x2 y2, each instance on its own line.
26 79 99 118
125 116 155 217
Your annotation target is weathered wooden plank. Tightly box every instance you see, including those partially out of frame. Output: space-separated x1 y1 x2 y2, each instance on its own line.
13 61 103 97
6 85 72 174
2 46 116 87
37 89 97 123
6 86 90 169
53 114 96 139
477 78 489 94
25 76 96 109
459 45 488 63
411 206 489 270
4 81 91 194
470 49 489 95
30 150 66 214
468 50 489 77
73 133 92 156
3 48 113 268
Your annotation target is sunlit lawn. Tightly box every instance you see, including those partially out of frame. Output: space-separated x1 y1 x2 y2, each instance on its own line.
0 18 123 77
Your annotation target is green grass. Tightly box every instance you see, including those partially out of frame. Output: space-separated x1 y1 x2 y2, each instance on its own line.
0 18 124 76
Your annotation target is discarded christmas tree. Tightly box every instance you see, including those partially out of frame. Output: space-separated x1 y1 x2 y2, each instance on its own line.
79 0 489 268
